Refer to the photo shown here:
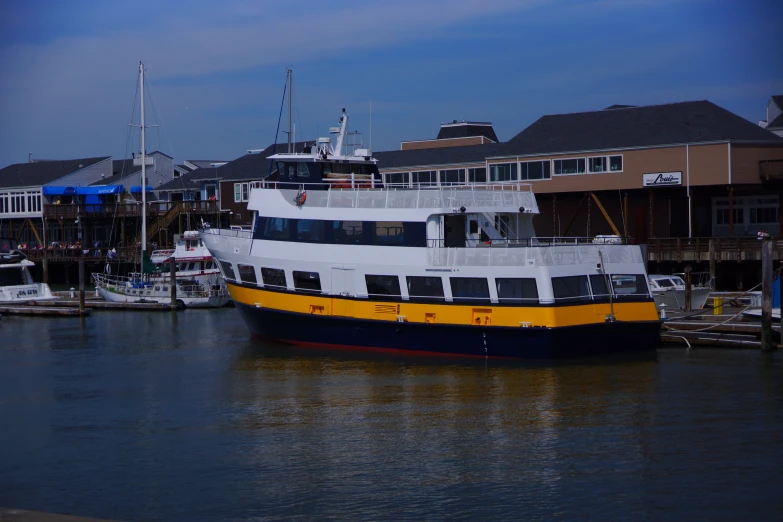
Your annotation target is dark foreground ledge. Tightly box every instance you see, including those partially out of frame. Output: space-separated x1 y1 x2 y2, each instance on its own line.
0 508 117 522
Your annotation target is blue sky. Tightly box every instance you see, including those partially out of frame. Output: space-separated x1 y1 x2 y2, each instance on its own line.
1 0 781 168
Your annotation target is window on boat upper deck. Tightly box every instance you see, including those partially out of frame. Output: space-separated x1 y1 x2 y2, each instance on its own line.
552 276 591 302
365 275 402 300
374 222 405 245
293 271 321 292
237 264 258 284
406 276 444 300
261 268 287 289
296 219 326 242
333 221 364 244
495 278 539 303
219 261 236 281
450 277 490 302
610 274 649 296
262 217 292 240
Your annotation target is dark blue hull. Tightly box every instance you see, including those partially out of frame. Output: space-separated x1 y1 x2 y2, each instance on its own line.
236 303 661 359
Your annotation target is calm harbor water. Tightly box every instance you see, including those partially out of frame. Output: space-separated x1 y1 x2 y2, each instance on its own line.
1 310 782 521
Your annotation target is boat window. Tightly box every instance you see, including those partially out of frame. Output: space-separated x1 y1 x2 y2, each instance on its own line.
374 222 405 245
296 219 326 242
552 276 591 302
333 221 364 244
365 275 402 300
154 286 160 291
261 268 287 289
238 264 257 284
589 274 612 298
611 274 649 296
670 276 685 286
655 278 676 288
450 277 490 302
293 271 321 292
495 278 538 303
163 286 169 291
219 261 237 281
0 267 25 286
406 276 444 300
187 262 195 271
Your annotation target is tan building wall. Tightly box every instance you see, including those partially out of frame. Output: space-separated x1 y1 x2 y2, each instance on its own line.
488 143 732 194
730 144 783 184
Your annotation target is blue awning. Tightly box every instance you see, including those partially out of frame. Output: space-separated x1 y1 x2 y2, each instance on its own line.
78 185 124 195
130 185 154 193
42 186 78 195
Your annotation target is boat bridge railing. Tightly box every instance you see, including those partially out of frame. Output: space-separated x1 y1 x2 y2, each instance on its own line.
428 242 644 267
201 228 253 239
429 236 628 248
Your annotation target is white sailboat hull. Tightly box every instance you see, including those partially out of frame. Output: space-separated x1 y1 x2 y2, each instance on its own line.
651 287 711 311
92 273 230 308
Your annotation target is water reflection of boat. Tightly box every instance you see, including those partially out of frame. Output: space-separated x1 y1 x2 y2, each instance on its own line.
648 274 711 311
0 238 55 303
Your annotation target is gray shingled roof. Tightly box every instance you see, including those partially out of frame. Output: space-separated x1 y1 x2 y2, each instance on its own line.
436 121 499 142
374 142 504 170
499 100 782 157
0 157 109 189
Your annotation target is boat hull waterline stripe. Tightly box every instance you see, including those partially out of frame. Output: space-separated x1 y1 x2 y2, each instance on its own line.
226 282 660 329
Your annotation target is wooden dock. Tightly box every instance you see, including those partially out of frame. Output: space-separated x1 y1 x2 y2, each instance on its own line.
0 305 91 317
26 299 171 311
660 307 780 349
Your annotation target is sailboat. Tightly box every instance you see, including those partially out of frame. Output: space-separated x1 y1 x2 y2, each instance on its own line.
91 62 230 308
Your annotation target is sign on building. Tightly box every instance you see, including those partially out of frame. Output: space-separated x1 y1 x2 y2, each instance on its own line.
643 171 682 187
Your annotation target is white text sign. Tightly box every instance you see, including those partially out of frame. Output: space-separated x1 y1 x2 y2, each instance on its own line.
643 172 682 187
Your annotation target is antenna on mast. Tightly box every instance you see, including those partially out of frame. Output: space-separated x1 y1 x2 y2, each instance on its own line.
369 100 372 154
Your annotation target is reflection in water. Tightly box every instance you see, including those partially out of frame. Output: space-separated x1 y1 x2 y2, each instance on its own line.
0 310 781 521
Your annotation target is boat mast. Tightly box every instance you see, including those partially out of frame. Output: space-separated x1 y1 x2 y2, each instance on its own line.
287 68 292 154
140 61 147 253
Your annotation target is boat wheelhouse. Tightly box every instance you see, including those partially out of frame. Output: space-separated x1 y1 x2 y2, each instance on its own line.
201 108 661 358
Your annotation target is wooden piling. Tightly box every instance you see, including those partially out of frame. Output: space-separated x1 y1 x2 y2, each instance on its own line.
684 265 692 313
708 239 716 289
169 256 177 310
42 256 49 285
761 238 774 352
78 257 85 315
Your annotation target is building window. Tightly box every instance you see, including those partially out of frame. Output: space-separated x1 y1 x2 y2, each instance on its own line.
219 261 236 281
261 268 287 289
519 160 551 181
365 275 402 299
489 163 517 182
450 277 490 302
609 155 623 172
495 278 538 303
716 208 743 225
553 158 585 175
237 264 257 284
406 276 444 300
411 171 437 186
552 276 590 302
387 172 409 187
234 183 242 202
468 167 486 183
293 271 321 292
588 157 606 173
441 169 466 185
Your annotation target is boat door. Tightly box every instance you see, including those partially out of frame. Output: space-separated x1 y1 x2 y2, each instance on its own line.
331 266 356 317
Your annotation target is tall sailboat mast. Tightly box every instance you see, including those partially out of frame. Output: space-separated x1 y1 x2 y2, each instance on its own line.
140 61 147 253
287 68 292 154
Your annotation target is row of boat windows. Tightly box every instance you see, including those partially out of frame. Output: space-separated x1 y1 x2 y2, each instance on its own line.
219 261 649 302
253 216 427 247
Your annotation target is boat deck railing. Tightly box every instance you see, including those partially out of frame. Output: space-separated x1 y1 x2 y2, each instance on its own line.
259 182 538 211
430 236 628 248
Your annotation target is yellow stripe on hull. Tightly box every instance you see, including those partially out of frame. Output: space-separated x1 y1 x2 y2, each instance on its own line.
227 283 659 328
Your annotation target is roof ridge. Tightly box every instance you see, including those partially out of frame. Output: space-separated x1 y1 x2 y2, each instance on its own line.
540 100 711 118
